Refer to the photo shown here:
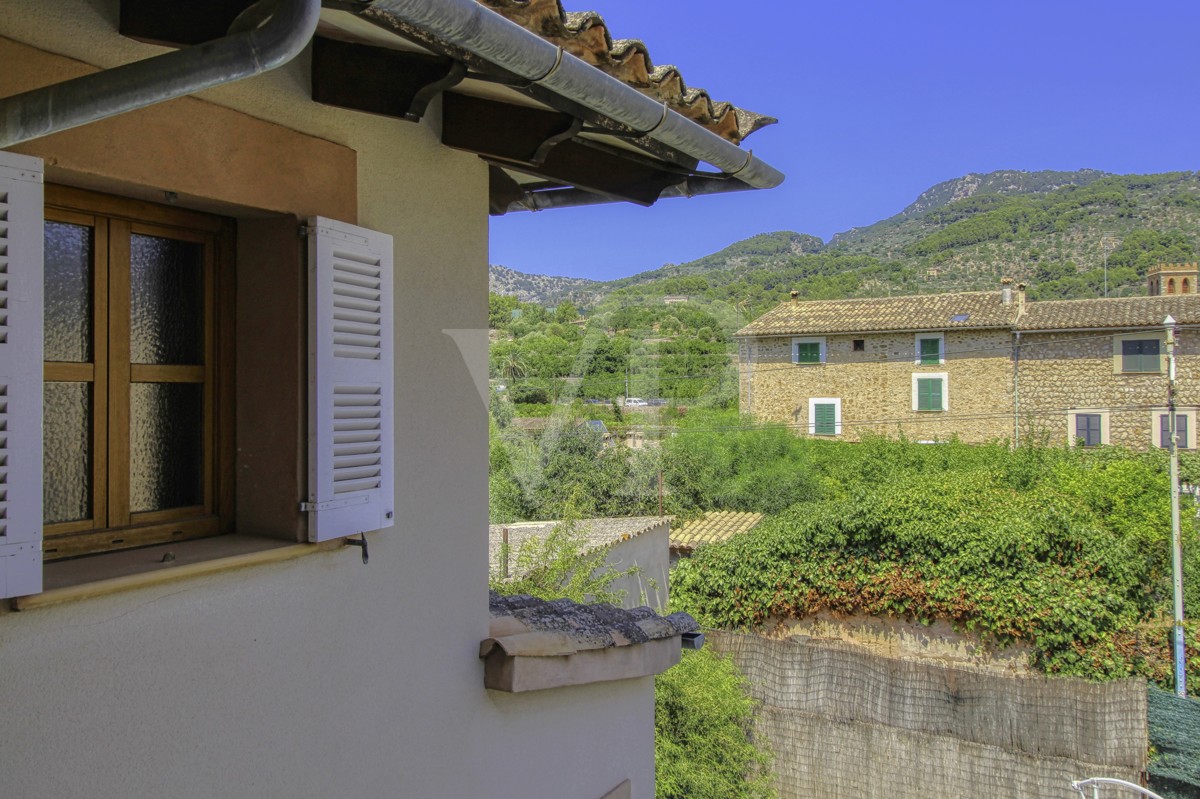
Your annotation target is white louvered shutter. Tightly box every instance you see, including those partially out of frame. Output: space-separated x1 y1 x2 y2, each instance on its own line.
306 217 395 541
0 152 43 598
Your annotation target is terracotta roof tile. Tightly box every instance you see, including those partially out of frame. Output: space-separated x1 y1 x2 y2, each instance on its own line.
483 591 697 658
670 511 762 552
478 0 775 143
737 292 1016 337
1017 295 1200 330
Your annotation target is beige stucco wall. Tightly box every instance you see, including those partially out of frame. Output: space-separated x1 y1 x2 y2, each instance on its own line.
0 4 654 799
741 330 1015 443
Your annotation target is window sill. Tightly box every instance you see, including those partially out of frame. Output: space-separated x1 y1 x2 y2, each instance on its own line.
11 535 341 611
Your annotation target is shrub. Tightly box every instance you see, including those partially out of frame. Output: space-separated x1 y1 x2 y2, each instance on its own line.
655 648 775 799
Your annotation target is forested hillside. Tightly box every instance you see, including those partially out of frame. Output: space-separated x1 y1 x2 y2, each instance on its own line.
490 170 1200 319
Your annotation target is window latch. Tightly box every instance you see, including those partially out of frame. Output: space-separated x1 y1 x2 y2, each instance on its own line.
343 533 369 564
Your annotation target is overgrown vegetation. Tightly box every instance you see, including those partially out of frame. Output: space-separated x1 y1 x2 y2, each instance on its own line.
670 433 1200 684
655 649 776 799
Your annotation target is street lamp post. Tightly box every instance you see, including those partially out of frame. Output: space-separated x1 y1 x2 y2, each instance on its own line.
1165 314 1188 697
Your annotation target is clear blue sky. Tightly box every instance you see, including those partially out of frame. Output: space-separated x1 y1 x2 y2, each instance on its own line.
488 0 1200 282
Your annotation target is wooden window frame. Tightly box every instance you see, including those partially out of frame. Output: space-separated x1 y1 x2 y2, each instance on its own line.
42 186 235 560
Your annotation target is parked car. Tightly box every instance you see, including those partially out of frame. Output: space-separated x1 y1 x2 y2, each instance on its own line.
624 397 648 406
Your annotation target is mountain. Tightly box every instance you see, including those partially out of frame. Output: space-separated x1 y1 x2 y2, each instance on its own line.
488 264 599 306
829 169 1111 248
491 169 1200 309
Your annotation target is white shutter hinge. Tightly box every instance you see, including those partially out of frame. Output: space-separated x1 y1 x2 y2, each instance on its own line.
300 495 371 513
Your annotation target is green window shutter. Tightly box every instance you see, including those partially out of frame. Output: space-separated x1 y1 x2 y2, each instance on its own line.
794 342 820 364
917 378 943 411
919 337 941 365
813 403 836 435
1122 339 1160 372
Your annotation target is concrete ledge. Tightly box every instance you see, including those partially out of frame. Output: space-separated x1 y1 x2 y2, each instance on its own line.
483 636 681 692
11 536 343 611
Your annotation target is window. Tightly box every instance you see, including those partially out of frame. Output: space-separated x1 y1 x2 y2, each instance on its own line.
1118 338 1161 373
1168 278 1176 294
1067 409 1109 448
792 337 825 365
1075 414 1103 447
808 398 841 436
41 187 234 560
0 149 395 599
852 339 865 352
1154 409 1196 449
912 373 947 412
914 333 944 365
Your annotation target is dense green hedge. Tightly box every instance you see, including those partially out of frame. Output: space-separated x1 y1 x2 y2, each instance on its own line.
672 435 1200 682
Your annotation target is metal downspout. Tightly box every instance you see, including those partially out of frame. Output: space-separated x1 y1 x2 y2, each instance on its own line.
364 0 785 191
1013 331 1021 447
0 0 320 148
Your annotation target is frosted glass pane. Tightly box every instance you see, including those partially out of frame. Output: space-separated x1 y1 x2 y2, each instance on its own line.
131 234 204 365
130 383 204 513
44 221 93 363
43 382 92 524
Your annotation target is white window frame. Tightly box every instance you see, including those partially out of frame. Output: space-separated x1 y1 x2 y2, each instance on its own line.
912 372 948 412
1066 408 1110 448
808 398 842 436
791 336 826 365
1150 407 1197 450
914 332 945 365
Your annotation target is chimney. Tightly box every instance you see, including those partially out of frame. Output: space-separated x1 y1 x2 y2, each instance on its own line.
1000 276 1014 305
790 290 799 304
1016 282 1027 315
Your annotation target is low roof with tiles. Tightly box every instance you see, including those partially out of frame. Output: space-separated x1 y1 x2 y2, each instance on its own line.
483 591 697 658
670 511 763 552
1017 294 1200 330
736 291 1015 337
488 516 667 569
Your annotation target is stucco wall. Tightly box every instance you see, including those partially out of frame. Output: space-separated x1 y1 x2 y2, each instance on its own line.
741 330 1015 443
0 4 654 799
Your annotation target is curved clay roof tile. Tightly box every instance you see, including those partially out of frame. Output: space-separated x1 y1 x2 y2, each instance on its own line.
479 0 775 144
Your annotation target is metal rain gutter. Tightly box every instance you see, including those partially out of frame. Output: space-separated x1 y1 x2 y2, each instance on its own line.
507 174 759 213
363 0 785 193
0 0 320 149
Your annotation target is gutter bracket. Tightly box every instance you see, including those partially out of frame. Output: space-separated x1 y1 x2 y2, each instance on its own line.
529 115 583 166
405 60 468 122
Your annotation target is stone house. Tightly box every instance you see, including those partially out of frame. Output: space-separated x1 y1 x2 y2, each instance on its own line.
737 273 1200 450
0 3 781 798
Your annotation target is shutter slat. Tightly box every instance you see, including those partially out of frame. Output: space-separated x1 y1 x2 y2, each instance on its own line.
0 152 43 598
307 217 395 541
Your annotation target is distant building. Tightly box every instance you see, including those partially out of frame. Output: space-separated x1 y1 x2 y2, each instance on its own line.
1148 262 1200 296
737 275 1200 450
663 295 689 304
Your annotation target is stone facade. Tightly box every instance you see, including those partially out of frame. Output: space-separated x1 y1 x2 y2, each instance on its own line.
739 293 1200 450
741 330 1014 443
